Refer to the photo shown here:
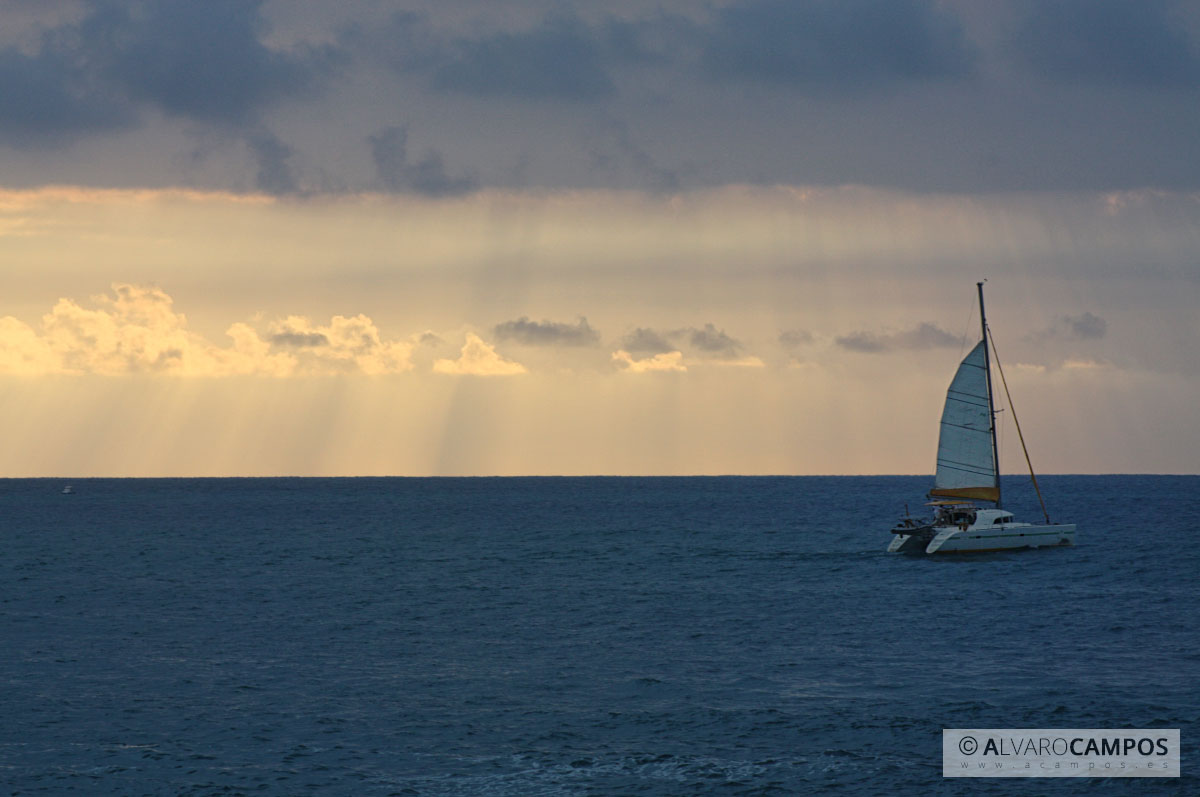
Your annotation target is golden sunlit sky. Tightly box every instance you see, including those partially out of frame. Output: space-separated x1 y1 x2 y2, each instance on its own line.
2 1 1199 476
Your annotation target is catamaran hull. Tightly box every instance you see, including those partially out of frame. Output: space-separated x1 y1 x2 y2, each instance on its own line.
886 285 1077 555
890 524 1075 555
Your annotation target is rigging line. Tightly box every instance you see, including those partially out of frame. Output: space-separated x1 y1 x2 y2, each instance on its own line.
957 299 977 359
986 327 1051 524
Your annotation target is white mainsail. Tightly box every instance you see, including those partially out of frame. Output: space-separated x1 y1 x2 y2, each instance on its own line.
888 283 1076 554
930 340 999 503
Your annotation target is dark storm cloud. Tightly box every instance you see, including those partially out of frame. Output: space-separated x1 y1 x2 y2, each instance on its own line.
368 125 477 197
349 7 689 88
835 322 958 353
620 328 675 355
81 0 342 125
597 17 670 65
431 16 615 100
358 3 973 99
587 119 683 192
0 0 340 148
699 0 975 91
339 10 443 73
4 2 1199 194
0 44 135 146
493 317 601 346
247 130 299 195
1012 0 1200 88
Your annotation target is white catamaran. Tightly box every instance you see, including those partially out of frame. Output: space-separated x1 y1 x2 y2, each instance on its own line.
888 282 1076 554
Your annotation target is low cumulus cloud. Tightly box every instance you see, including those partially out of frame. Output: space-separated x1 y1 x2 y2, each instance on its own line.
620 323 747 358
417 331 444 346
493 316 600 346
710 355 766 368
1029 311 1108 343
0 284 292 376
0 315 64 375
619 327 676 355
611 349 686 373
687 323 743 357
1064 311 1108 339
0 284 414 377
270 331 328 347
433 334 527 376
266 314 415 375
779 329 814 349
835 322 958 353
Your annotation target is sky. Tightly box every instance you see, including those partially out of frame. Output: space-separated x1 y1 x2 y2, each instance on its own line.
1 0 1199 476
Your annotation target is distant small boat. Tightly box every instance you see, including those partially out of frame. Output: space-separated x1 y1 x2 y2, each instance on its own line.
61 485 74 494
888 282 1076 554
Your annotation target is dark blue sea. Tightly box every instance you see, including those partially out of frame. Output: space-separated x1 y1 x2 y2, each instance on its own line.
2 476 1196 795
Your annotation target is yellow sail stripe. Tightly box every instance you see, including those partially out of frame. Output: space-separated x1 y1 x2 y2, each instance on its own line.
928 486 1000 502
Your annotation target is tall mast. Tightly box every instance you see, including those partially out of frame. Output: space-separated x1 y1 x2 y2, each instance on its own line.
977 281 1001 507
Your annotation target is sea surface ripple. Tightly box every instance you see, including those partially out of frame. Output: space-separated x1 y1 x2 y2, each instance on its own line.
1 476 1196 794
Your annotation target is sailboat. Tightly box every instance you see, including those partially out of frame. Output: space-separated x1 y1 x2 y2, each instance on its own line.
888 282 1076 554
